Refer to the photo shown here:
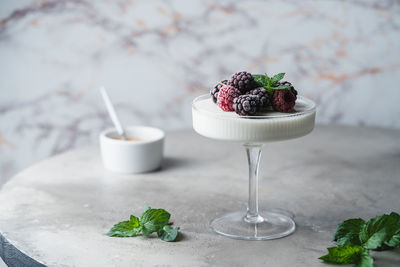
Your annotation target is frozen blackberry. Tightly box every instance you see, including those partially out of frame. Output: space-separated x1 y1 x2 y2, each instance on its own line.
233 95 260 116
248 87 271 110
272 89 296 113
210 80 228 103
228 71 256 94
275 81 297 99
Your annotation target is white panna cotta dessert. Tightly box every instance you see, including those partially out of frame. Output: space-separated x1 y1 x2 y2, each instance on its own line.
193 71 317 241
192 94 316 143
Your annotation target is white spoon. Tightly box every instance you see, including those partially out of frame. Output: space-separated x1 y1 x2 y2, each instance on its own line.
100 87 127 140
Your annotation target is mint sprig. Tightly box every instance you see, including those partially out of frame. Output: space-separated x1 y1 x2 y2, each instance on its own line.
107 206 180 242
320 212 400 267
252 73 291 94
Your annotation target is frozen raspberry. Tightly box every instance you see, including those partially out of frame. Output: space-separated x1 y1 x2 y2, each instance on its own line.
217 85 241 111
233 95 260 116
272 89 296 113
275 81 297 99
210 80 228 103
248 87 271 110
228 71 256 94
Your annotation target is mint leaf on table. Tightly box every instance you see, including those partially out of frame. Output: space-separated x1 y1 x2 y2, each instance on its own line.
384 212 400 248
158 225 180 242
106 215 141 237
319 244 364 264
106 206 180 242
140 208 171 235
359 213 399 250
358 250 373 267
385 234 400 248
319 245 373 267
144 204 151 212
334 218 366 246
130 215 141 226
320 212 400 266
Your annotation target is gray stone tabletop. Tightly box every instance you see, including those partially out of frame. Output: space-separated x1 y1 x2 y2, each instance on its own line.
0 125 399 267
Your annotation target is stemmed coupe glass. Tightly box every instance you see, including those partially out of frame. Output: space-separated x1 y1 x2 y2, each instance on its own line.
192 94 316 240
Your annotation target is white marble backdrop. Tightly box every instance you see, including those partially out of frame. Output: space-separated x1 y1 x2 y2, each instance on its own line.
0 0 400 184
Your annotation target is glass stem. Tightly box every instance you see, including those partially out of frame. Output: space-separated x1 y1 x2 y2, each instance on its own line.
244 143 264 224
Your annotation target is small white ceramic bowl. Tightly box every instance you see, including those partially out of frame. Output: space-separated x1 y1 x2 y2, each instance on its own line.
100 126 165 174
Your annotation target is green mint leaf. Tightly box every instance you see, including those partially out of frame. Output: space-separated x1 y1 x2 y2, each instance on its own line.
272 85 291 90
107 215 141 237
144 204 151 212
264 73 272 87
359 213 398 250
263 86 274 95
253 73 287 88
334 218 365 246
140 208 171 235
270 73 285 86
357 250 373 267
383 212 400 248
389 211 400 221
319 244 363 264
385 234 400 248
263 84 291 95
252 74 267 87
157 225 180 242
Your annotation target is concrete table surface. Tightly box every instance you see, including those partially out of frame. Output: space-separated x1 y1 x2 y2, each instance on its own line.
0 125 400 267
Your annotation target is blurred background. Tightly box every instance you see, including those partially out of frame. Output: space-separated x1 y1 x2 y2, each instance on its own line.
0 0 399 186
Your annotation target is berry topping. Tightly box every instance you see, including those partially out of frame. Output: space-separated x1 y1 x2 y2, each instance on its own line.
210 80 228 103
217 85 241 111
233 95 261 116
272 89 296 113
248 87 271 110
275 81 298 99
228 71 257 94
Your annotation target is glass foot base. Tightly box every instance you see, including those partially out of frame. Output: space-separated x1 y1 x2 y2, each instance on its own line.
210 210 295 240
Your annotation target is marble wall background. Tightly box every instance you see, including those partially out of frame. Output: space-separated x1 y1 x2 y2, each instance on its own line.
0 0 400 185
